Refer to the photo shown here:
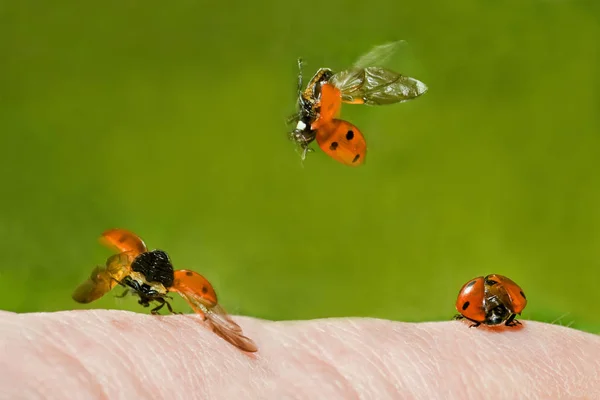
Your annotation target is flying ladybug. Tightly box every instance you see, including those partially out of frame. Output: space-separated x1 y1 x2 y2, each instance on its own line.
72 228 258 352
288 41 428 166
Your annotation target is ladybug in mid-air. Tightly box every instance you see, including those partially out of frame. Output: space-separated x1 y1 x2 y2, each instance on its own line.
454 274 527 328
288 41 428 166
72 228 258 352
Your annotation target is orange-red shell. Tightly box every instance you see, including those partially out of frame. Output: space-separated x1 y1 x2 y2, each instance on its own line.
455 277 486 322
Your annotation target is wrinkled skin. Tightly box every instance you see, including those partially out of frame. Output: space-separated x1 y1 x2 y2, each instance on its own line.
1 310 599 399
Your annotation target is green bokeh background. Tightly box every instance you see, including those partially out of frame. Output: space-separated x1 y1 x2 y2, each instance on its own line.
1 1 599 333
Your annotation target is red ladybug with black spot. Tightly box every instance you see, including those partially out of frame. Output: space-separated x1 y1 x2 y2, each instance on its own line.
72 228 258 352
454 274 527 327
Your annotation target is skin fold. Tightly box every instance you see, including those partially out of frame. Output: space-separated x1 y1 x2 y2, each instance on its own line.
0 310 598 399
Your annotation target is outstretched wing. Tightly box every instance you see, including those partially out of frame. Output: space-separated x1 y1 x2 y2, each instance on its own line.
352 40 406 70
331 40 427 105
72 265 115 303
331 67 427 105
72 253 133 303
171 270 258 352
100 228 147 255
314 83 342 126
207 306 257 352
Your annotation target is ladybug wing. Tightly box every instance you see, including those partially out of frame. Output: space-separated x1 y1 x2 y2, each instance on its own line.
72 253 133 303
100 228 148 255
204 304 258 353
171 270 258 352
72 265 115 303
331 67 427 105
455 277 486 322
352 41 406 70
487 274 527 314
317 83 342 124
171 269 219 308
333 40 427 105
314 119 366 166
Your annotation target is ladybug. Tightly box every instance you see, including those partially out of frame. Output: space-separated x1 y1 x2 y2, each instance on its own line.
454 274 527 327
72 228 258 352
288 41 428 166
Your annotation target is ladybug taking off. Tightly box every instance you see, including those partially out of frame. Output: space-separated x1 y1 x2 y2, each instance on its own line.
72 229 258 352
288 41 428 166
454 274 527 328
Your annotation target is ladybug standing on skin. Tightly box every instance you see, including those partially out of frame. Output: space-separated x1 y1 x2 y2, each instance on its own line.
454 274 527 328
72 228 258 352
288 41 428 166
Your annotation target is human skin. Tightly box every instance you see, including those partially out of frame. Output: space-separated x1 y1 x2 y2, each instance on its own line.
1 310 599 399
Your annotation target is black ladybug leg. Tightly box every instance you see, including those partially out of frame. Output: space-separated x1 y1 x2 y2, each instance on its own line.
163 299 182 315
150 298 166 315
115 288 130 298
454 314 481 328
504 314 521 327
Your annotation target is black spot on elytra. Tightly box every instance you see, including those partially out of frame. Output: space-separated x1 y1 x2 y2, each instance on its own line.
462 301 470 311
185 271 193 276
202 286 208 294
520 291 526 299
352 154 360 163
330 142 339 151
466 280 477 289
346 130 354 140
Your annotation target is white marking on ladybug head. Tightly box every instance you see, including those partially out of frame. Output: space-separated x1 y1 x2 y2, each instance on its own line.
295 121 307 131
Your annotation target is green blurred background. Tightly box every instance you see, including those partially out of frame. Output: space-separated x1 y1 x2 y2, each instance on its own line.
1 1 599 333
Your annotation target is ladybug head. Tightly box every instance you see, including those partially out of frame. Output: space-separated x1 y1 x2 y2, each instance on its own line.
289 119 316 159
484 304 510 325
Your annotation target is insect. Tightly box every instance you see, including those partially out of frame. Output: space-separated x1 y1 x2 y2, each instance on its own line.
288 41 428 166
454 274 527 328
72 228 258 352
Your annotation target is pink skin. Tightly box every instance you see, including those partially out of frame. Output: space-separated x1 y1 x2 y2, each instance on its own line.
1 310 599 399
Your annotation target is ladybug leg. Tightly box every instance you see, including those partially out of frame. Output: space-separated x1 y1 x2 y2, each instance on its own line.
454 314 481 328
504 314 521 327
150 298 166 315
115 288 130 298
149 297 182 315
163 298 182 315
286 113 299 125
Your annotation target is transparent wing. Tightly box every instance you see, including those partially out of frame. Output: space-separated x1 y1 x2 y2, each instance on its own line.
331 67 427 105
72 265 115 303
72 253 133 303
353 40 406 70
100 228 148 255
206 305 258 353
171 270 258 352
